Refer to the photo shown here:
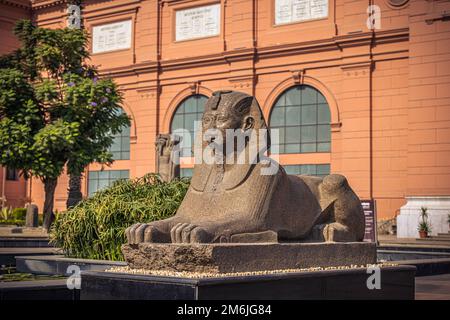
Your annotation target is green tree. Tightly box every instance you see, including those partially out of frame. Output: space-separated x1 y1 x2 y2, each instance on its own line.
63 73 128 209
0 20 130 230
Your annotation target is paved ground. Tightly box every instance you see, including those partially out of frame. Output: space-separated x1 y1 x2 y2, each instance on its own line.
0 279 67 289
0 247 60 254
0 247 61 266
415 274 450 300
0 227 48 238
379 234 450 249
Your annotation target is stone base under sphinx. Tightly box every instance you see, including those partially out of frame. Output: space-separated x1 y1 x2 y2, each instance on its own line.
121 242 377 273
79 243 416 300
80 265 416 300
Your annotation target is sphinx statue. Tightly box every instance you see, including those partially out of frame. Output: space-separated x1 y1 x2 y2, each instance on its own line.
127 91 365 244
155 134 180 182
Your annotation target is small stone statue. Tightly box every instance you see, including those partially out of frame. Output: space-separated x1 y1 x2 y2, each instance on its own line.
127 91 365 244
155 134 180 182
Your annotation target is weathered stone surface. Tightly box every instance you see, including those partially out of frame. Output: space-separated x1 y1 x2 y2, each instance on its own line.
155 134 180 182
25 204 39 228
126 91 365 244
122 242 377 273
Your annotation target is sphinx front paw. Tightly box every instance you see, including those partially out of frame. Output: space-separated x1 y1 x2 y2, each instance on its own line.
170 223 213 243
126 222 170 244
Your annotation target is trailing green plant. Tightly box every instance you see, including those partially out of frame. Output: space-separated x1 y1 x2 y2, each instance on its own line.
49 174 189 261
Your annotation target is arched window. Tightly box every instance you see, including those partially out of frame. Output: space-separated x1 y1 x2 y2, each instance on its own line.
109 108 130 160
170 94 208 157
269 85 331 154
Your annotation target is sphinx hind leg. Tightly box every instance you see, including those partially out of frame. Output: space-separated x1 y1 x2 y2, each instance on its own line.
311 174 365 242
313 202 364 242
309 221 360 242
322 222 354 242
318 197 365 242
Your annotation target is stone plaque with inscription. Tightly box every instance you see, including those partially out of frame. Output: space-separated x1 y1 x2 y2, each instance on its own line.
175 4 221 42
275 0 328 25
92 20 132 54
361 199 378 243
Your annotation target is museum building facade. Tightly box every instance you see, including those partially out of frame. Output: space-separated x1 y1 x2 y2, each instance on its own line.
1 0 450 236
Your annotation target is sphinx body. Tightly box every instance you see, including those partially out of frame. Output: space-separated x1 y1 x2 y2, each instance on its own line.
126 91 365 244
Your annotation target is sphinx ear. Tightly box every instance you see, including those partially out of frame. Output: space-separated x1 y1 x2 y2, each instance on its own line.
242 115 255 131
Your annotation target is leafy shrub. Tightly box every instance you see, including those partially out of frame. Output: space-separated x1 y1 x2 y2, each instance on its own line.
49 174 189 261
0 207 13 220
0 219 25 226
12 208 27 220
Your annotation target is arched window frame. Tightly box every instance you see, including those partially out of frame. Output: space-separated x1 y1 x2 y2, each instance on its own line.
269 84 331 154
170 94 208 157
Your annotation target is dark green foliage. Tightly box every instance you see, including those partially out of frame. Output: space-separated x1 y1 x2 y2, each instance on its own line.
12 208 27 220
0 69 42 175
49 174 190 261
0 20 130 226
0 219 25 226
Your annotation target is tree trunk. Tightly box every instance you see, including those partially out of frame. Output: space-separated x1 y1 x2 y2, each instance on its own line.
43 177 57 231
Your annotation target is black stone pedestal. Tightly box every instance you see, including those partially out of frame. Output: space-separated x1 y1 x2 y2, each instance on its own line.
81 265 416 300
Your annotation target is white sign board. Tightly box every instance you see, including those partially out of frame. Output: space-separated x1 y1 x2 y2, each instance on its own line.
92 20 132 54
175 4 221 42
275 0 328 25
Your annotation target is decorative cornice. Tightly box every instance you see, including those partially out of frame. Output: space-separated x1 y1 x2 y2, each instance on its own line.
162 0 215 7
340 61 373 72
425 11 450 25
0 0 31 10
336 27 409 48
228 75 256 89
31 0 66 10
137 86 160 98
99 61 159 78
96 27 407 80
83 0 141 20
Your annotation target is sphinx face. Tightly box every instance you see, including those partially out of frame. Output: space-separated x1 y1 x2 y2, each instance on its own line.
202 108 241 136
201 107 244 158
196 91 267 164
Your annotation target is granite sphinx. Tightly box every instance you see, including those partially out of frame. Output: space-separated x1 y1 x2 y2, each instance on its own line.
126 90 365 244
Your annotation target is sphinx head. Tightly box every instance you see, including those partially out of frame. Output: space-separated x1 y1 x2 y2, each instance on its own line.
199 91 269 160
